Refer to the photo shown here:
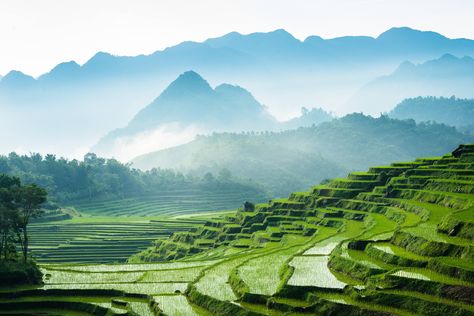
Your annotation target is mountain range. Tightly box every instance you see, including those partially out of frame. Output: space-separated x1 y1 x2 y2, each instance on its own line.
92 71 277 160
347 54 474 114
92 71 335 160
1 27 474 158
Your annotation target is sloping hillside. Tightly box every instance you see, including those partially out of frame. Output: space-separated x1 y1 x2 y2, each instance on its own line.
133 114 473 196
389 96 474 134
92 71 276 160
3 144 474 315
137 143 474 315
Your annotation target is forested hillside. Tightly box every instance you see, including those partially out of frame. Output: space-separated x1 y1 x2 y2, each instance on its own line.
389 96 474 134
133 114 473 196
0 152 266 204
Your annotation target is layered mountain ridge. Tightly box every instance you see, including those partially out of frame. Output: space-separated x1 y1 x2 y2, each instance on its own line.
1 27 474 158
92 71 278 160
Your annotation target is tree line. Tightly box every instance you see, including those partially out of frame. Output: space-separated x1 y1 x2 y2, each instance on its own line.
0 152 263 204
0 174 47 263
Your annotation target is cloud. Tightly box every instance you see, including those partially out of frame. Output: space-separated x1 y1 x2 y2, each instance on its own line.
110 122 202 161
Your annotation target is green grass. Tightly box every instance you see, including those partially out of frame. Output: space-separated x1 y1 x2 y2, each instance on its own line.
392 268 473 286
371 243 429 261
303 220 365 255
358 213 398 240
343 247 392 270
436 256 474 271
381 289 474 312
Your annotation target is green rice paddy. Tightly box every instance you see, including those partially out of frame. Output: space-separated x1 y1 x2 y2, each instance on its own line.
3 144 474 315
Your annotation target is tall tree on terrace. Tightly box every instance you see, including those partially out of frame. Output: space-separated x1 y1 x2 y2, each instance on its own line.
0 175 20 260
14 184 47 262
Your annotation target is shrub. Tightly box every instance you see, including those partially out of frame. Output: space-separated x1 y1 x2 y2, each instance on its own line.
0 260 43 285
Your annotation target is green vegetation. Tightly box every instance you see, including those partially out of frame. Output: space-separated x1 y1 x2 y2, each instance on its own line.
287 256 346 289
389 96 474 134
2 143 474 315
133 113 473 196
0 174 46 284
0 152 267 205
28 216 212 264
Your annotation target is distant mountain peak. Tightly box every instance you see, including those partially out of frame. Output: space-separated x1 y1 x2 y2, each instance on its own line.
205 28 300 51
40 61 81 80
248 28 299 43
84 51 117 68
178 70 204 80
57 60 80 68
439 53 458 60
0 70 36 87
303 35 324 43
377 27 447 41
269 28 294 37
3 70 33 79
215 83 246 93
396 60 416 71
160 71 213 98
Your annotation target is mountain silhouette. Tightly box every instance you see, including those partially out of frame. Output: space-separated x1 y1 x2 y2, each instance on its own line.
2 27 474 158
345 54 474 114
92 71 276 160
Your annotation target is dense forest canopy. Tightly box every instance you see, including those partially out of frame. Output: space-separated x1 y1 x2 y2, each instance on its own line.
0 153 263 204
133 113 474 196
389 96 474 133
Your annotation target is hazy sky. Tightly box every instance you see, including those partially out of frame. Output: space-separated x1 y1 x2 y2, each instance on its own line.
1 0 473 77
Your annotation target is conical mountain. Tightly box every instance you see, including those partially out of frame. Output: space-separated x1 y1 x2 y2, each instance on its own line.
127 71 215 131
92 71 276 160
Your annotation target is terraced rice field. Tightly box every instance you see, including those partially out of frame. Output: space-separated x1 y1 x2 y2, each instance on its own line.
288 256 346 289
3 144 474 315
237 237 310 295
28 217 203 263
153 295 206 316
195 255 251 301
1 260 219 315
72 188 268 217
28 186 267 264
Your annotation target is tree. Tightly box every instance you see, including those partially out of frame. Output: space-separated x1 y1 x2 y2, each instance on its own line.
243 201 255 212
217 168 232 182
14 184 47 262
203 172 215 183
0 175 20 260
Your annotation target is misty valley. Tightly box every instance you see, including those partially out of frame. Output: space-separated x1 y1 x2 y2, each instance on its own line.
0 21 474 316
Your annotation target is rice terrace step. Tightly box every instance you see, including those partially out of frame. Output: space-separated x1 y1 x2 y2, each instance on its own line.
2 143 473 315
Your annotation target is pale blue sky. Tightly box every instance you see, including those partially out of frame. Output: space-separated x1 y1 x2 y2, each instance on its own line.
1 0 473 76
